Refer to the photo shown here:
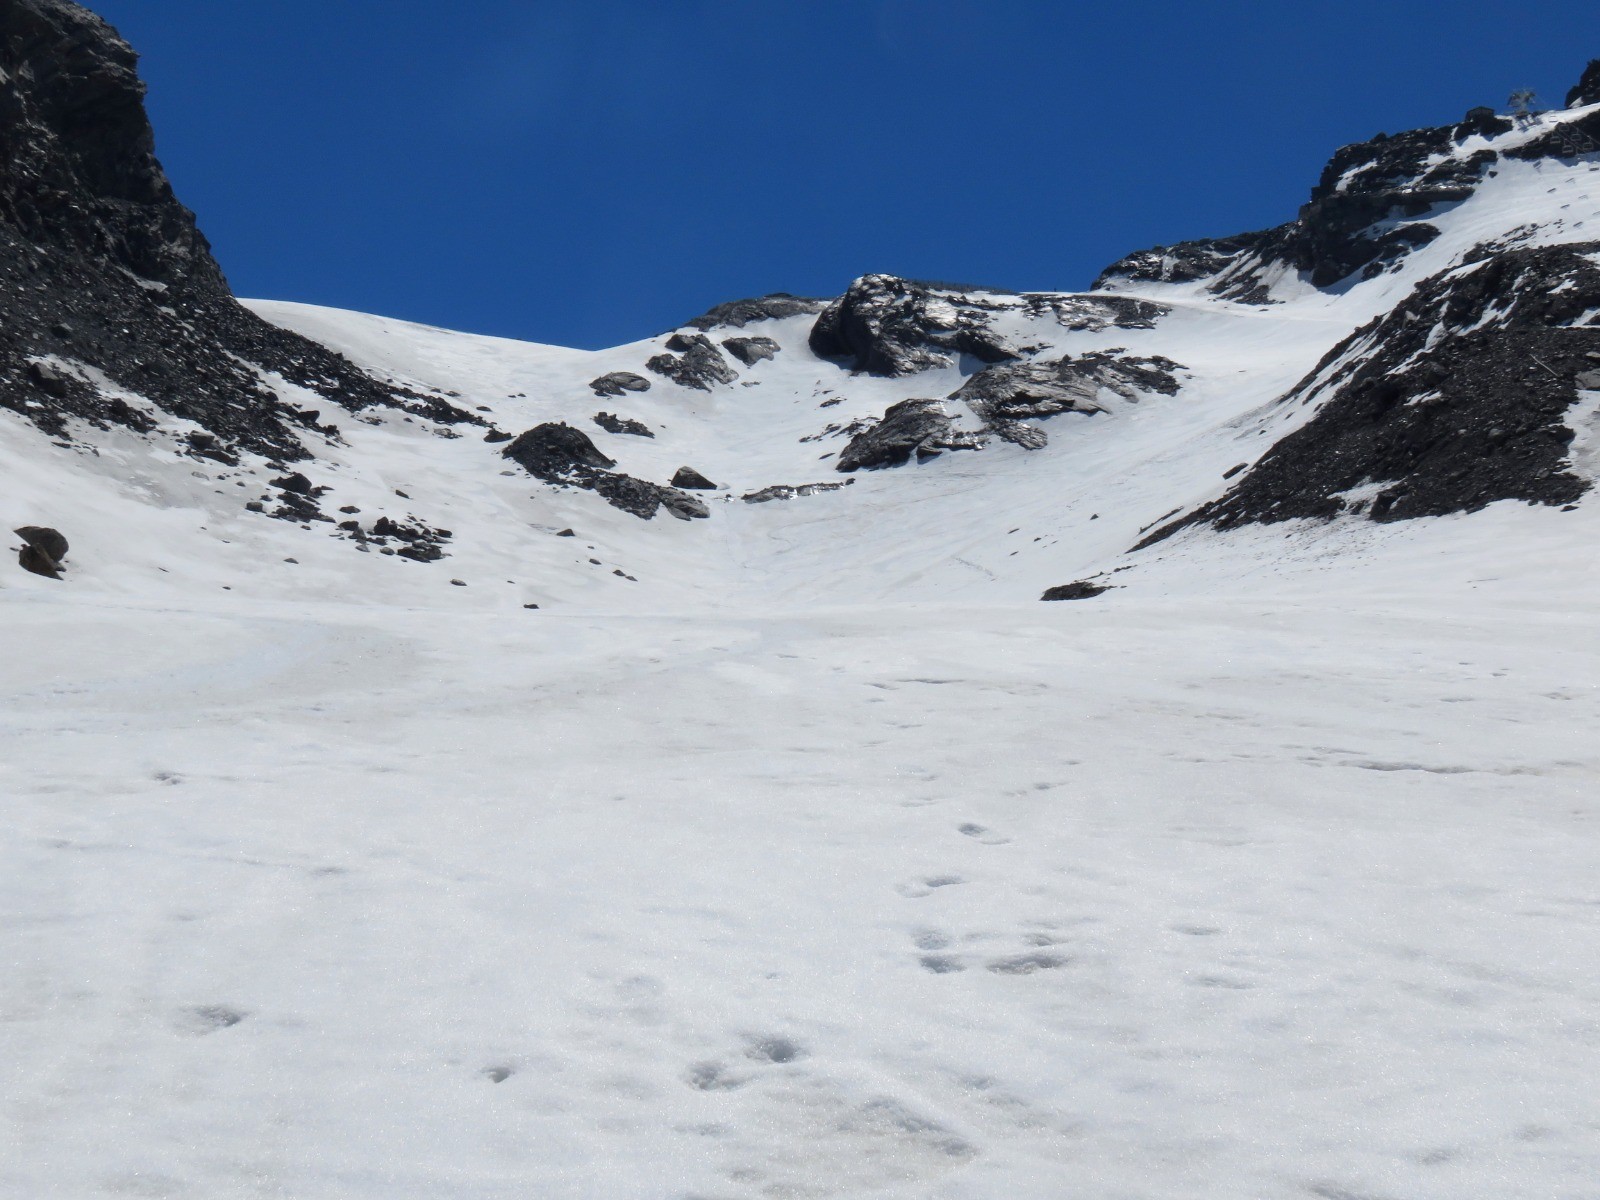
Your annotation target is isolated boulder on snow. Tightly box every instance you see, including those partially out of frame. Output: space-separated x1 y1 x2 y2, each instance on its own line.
504 423 617 479
590 371 652 398
671 466 717 490
1041 581 1110 602
593 411 655 438
721 336 781 366
14 525 68 579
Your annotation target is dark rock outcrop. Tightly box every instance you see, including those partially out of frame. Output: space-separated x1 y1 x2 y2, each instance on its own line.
0 0 476 462
646 333 738 391
1456 106 1513 140
590 371 651 398
1041 581 1109 602
1139 243 1600 547
594 411 654 438
952 352 1182 448
671 466 717 490
14 524 67 577
835 400 980 472
684 293 827 331
742 480 853 504
1097 120 1507 297
721 336 781 366
504 423 708 521
810 275 1019 376
1569 60 1600 108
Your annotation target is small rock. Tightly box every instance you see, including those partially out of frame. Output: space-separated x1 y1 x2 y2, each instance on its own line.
484 429 513 443
556 529 576 537
721 336 782 366
451 579 467 587
270 473 314 496
339 505 361 514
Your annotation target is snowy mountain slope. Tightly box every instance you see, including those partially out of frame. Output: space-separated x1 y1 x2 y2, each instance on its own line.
6 2 1600 1196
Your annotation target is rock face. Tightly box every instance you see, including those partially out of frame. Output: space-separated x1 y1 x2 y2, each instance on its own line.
14 524 67 577
836 400 979 472
503 423 709 521
952 353 1182 448
1569 60 1600 108
0 0 476 461
1140 243 1600 547
647 333 739 391
684 293 827 331
1096 122 1505 298
593 411 654 438
721 336 780 366
590 371 651 398
809 275 1018 376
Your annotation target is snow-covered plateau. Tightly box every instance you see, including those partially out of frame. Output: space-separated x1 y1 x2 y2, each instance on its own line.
3 2 1600 1196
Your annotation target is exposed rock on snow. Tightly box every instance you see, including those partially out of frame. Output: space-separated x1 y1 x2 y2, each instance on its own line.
1568 59 1600 108
1041 580 1110 601
671 466 717 490
741 480 853 503
503 423 708 521
1142 243 1600 546
0 0 477 459
13 524 67 578
809 275 1019 376
593 411 654 438
683 293 827 331
589 371 652 398
952 352 1183 448
721 336 781 366
835 400 980 472
646 333 739 391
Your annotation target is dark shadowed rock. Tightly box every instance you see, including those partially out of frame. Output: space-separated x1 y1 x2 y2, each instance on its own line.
647 334 738 391
1041 581 1110 602
0 0 478 458
483 429 512 443
836 400 980 472
504 423 617 477
1096 119 1511 298
721 336 781 366
1139 242 1600 548
14 525 67 578
810 275 1019 376
504 423 709 522
590 371 651 397
742 480 853 503
952 352 1182 448
1569 60 1600 108
1456 106 1513 140
684 293 828 331
671 466 717 490
593 412 654 438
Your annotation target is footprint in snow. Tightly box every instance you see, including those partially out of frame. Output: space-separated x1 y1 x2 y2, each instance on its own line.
895 875 965 898
958 823 1011 845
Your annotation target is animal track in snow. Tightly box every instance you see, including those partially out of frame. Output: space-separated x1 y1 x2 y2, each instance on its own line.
895 875 964 898
986 953 1068 976
182 1005 246 1034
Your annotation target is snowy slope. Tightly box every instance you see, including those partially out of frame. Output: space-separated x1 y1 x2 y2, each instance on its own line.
6 26 1600 1199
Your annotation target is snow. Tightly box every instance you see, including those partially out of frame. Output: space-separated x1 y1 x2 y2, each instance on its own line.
5 123 1600 1198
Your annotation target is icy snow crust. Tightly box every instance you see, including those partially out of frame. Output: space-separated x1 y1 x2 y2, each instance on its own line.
4 114 1600 1197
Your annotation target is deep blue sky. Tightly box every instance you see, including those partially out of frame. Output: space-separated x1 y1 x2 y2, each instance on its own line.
92 0 1598 349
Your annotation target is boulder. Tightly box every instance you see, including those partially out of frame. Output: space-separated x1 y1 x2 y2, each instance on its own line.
26 361 70 397
836 400 975 472
503 423 617 479
14 525 68 579
593 412 655 438
1041 581 1110 602
671 466 717 490
809 275 1018 376
721 336 781 366
647 334 739 391
590 371 652 397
